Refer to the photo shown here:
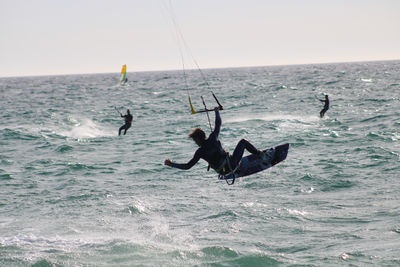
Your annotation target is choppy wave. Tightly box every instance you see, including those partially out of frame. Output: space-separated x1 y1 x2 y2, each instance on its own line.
1 61 400 266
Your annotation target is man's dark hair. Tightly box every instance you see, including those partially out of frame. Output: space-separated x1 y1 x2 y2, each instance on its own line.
189 127 206 141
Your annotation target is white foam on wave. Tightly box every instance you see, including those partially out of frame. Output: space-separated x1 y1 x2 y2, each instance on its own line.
226 113 320 124
58 116 115 139
282 208 310 217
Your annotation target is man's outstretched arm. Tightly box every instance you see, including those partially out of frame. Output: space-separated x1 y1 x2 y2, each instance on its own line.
165 151 201 170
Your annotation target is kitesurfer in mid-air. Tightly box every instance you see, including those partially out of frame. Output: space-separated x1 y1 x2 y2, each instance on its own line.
318 94 329 118
118 109 133 136
164 107 267 175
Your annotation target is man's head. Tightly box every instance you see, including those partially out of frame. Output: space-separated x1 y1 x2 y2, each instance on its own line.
127 109 130 114
189 127 206 146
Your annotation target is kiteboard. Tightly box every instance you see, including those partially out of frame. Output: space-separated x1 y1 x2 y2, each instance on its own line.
219 143 289 183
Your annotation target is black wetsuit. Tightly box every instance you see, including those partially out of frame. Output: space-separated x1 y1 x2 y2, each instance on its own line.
119 113 133 135
171 110 258 174
319 97 329 118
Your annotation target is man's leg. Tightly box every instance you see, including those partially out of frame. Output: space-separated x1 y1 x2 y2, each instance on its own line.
123 124 131 135
320 107 327 118
231 139 259 167
119 125 126 136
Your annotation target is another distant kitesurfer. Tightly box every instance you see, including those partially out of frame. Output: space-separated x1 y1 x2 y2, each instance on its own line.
118 109 133 136
318 95 329 118
164 107 267 175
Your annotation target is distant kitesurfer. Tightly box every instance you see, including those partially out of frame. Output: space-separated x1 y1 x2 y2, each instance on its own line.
164 107 267 175
118 109 133 136
318 95 329 118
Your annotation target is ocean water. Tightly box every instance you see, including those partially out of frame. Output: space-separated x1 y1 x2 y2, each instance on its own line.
1 60 399 266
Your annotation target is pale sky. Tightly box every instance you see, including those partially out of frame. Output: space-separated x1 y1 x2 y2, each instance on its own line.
0 0 399 77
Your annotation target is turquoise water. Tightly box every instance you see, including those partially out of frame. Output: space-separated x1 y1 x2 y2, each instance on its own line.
1 61 400 266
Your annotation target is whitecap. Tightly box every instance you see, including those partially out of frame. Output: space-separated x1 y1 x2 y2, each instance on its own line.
225 113 319 124
57 117 115 138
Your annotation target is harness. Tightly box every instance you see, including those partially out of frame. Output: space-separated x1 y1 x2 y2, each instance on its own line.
215 153 238 185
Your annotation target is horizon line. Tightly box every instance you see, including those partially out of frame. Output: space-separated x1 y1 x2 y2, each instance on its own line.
1 58 399 79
